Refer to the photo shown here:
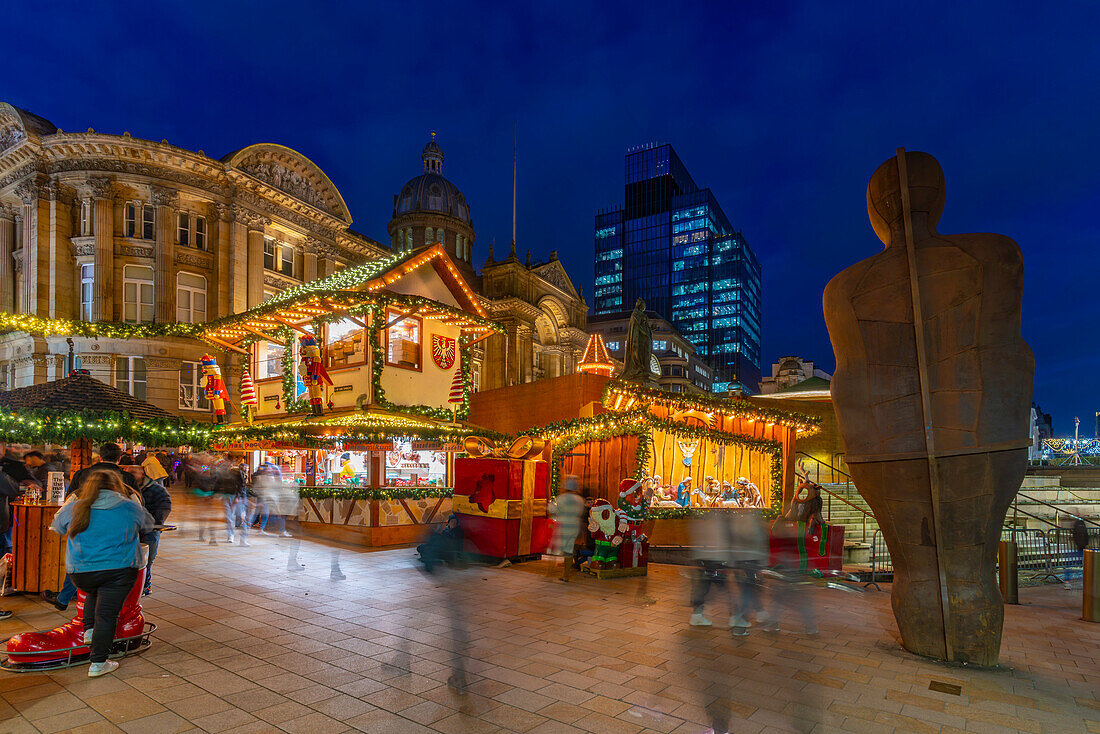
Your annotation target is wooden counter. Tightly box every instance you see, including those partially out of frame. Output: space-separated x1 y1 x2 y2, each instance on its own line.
11 502 67 593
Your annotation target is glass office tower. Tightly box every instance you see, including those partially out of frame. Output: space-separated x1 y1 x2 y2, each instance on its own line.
594 143 761 392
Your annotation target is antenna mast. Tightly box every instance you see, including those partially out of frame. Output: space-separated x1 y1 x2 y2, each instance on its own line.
511 120 517 250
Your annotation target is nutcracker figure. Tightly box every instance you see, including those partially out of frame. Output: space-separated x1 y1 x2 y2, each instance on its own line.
200 354 230 424
298 335 333 416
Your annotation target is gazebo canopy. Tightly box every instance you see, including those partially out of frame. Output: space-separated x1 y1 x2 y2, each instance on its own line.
0 374 211 447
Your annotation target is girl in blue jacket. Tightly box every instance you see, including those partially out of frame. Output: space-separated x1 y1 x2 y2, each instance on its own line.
51 469 153 677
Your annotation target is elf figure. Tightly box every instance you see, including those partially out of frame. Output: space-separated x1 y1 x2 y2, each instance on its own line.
240 368 258 424
298 334 333 416
587 499 628 570
200 354 230 424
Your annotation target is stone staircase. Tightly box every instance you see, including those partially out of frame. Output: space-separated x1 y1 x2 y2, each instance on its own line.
817 483 879 565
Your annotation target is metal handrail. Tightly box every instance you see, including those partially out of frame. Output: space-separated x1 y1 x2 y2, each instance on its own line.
1016 492 1100 529
795 451 853 485
818 484 873 543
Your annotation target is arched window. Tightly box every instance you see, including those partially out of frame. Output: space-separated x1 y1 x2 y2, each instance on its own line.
122 265 154 323
176 272 207 323
405 229 413 250
425 227 434 245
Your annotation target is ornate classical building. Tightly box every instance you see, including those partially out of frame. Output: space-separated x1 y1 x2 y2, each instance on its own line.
386 135 588 393
0 102 385 418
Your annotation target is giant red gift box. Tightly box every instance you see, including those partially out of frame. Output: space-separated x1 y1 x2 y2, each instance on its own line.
617 537 649 570
769 521 844 573
453 457 552 560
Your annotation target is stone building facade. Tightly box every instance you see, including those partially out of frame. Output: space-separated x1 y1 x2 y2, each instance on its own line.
0 102 385 419
385 135 588 393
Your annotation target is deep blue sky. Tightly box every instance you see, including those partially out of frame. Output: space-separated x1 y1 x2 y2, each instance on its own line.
6 2 1098 435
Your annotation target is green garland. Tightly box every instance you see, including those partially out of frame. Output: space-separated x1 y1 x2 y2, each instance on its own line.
211 419 502 447
603 379 821 431
0 312 205 340
648 506 780 521
0 409 211 448
299 484 453 501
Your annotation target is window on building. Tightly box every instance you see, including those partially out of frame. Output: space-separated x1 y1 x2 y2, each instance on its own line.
80 264 94 321
263 238 276 270
80 201 91 236
280 244 294 277
178 361 211 411
471 362 481 394
425 227 434 245
142 204 155 239
122 265 154 323
194 216 206 249
176 272 207 323
326 318 365 368
115 357 147 401
256 339 286 380
606 341 620 352
177 212 190 246
125 203 137 237
385 309 421 370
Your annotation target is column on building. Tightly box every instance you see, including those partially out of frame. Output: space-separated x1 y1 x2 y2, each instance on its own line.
0 205 14 312
146 357 182 413
302 237 319 282
88 177 115 321
15 177 47 315
46 182 75 319
246 224 267 309
151 186 177 323
212 203 231 319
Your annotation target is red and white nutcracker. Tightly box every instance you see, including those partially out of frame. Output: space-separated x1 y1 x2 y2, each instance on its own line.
298 334 333 416
200 354 230 424
616 478 650 572
453 436 552 561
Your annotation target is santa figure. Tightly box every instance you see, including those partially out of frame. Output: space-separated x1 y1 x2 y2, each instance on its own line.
200 354 230 424
617 478 649 541
587 499 628 570
298 335 333 416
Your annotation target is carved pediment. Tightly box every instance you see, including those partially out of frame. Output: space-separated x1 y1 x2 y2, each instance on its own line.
532 260 577 298
225 144 351 224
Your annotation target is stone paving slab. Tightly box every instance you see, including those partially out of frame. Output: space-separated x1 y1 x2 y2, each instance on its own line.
0 502 1097 733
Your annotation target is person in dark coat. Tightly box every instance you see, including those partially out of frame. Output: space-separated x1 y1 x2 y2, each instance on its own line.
215 455 249 546
67 443 138 498
123 462 172 595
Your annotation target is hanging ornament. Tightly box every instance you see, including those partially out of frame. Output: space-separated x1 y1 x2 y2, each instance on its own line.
240 368 259 424
299 335 333 416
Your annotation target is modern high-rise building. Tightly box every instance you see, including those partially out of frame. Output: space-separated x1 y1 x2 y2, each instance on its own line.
593 143 761 392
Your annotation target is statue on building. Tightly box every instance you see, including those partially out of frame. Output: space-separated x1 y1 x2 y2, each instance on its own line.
823 149 1034 666
620 298 655 385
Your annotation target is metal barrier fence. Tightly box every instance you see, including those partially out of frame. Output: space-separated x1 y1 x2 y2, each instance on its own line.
1002 526 1100 588
865 529 892 590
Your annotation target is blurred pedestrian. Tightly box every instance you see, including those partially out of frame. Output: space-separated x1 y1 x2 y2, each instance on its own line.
215 455 249 546
547 476 585 581
50 469 153 677
688 511 733 626
252 460 280 535
728 510 768 634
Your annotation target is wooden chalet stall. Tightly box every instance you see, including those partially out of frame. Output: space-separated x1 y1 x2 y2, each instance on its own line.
200 244 501 547
528 381 820 546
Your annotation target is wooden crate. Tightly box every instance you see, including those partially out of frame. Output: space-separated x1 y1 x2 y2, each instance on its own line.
11 502 67 593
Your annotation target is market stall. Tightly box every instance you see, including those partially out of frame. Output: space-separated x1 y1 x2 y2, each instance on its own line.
0 374 209 592
527 380 820 546
198 244 502 548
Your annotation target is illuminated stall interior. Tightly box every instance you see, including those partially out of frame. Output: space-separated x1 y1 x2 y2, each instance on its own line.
531 380 820 511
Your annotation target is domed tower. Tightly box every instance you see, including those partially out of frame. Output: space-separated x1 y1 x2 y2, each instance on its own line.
387 132 476 279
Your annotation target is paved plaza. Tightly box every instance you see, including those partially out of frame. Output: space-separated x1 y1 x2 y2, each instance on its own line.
0 510 1097 733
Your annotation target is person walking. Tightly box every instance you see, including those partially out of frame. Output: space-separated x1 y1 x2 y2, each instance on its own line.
547 476 586 581
49 469 153 677
215 455 249 546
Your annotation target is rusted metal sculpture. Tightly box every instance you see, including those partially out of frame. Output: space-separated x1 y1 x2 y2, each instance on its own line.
824 149 1033 665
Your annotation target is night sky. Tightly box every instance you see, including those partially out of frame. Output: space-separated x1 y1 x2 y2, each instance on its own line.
6 2 1098 435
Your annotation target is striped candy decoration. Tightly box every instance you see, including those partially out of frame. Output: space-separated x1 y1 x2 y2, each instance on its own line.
448 359 463 404
240 368 258 407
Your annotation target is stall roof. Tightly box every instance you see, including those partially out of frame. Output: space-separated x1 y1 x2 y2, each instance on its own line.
0 374 175 420
602 380 820 435
199 244 499 352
